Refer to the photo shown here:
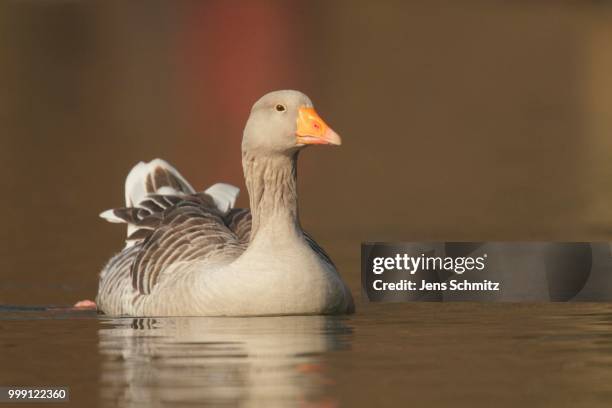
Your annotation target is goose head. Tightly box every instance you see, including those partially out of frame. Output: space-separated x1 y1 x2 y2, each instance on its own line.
242 90 341 156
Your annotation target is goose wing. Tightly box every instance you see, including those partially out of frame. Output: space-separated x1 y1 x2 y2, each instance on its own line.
129 194 246 294
107 193 245 295
100 159 244 295
224 208 252 244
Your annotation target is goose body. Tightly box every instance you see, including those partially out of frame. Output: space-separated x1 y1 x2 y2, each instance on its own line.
95 90 354 316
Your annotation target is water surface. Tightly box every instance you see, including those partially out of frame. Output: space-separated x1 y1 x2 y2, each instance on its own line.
2 303 612 407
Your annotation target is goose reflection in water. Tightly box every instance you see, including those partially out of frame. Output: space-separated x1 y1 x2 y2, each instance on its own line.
97 315 352 407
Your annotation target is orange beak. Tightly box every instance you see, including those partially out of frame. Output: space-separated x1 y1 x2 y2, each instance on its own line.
296 107 342 146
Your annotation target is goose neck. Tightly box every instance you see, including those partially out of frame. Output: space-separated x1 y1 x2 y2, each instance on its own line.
242 151 301 240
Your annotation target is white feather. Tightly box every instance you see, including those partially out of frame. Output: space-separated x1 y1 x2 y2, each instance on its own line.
99 209 124 223
124 162 147 207
205 183 240 214
124 159 195 206
156 186 181 195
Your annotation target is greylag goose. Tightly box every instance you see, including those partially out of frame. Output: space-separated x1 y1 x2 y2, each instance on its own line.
92 90 354 316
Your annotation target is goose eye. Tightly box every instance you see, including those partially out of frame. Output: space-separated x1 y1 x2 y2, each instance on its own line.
275 104 286 112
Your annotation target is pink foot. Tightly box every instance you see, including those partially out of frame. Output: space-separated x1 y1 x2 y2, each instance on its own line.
73 299 97 310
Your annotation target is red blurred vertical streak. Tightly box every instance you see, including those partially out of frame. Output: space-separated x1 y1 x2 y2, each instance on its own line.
177 1 306 188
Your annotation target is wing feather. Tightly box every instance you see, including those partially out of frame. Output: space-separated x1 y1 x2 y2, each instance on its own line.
130 197 246 295
224 208 252 244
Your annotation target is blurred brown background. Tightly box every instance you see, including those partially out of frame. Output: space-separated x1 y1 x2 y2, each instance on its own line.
1 1 612 305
